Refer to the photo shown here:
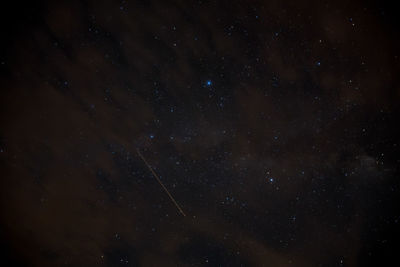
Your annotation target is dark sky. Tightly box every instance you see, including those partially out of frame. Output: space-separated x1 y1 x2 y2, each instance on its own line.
1 0 399 266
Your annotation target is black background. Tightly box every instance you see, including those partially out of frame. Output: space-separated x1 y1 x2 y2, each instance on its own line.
1 0 399 266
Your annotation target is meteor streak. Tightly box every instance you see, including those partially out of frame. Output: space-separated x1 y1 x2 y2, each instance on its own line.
136 148 186 217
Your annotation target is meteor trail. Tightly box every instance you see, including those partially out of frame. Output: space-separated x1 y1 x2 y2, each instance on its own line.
136 148 186 217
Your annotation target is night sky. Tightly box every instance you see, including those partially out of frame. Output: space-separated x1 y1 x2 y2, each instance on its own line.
1 0 399 266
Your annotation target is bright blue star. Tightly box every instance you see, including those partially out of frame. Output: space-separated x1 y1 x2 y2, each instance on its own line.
206 80 212 86
149 134 155 139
